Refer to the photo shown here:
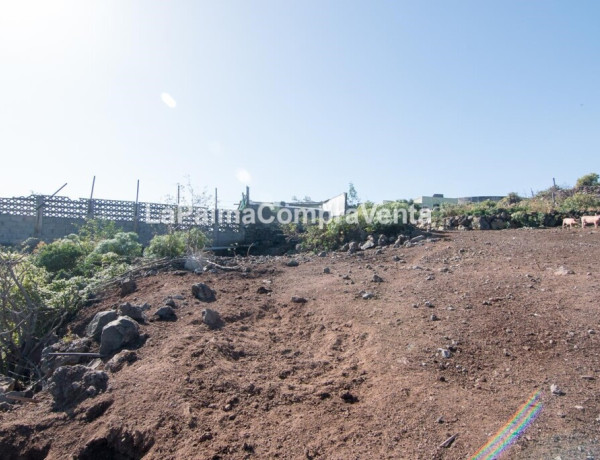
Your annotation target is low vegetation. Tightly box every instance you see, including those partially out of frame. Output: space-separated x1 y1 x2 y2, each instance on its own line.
284 200 415 251
432 173 600 228
0 222 209 385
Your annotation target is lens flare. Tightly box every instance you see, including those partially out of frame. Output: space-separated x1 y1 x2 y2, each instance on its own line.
471 390 543 460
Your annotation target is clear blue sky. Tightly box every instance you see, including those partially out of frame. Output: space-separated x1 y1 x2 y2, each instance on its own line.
1 1 598 208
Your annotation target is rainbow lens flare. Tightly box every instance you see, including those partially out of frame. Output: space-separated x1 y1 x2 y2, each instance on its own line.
471 390 543 460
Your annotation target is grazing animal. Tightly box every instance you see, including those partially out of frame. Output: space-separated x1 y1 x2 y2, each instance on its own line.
562 218 577 229
581 215 600 228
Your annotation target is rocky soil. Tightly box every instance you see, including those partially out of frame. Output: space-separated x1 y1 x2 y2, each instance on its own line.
1 228 599 459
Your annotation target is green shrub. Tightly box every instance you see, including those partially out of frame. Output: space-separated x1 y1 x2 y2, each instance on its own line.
511 211 548 227
42 276 87 313
92 232 142 260
34 236 90 275
498 192 522 207
184 228 209 253
145 229 209 258
290 201 414 251
145 233 185 258
575 173 599 188
0 251 75 381
560 193 600 213
77 219 120 242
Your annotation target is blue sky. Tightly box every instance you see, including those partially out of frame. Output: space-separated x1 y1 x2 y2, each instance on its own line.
1 1 598 208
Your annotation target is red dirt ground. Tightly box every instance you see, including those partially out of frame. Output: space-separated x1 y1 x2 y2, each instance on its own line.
1 228 599 459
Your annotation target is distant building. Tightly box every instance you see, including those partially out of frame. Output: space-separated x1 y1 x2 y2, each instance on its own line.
238 187 348 219
413 194 458 209
414 194 505 209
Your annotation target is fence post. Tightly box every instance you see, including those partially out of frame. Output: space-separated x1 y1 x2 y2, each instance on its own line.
87 199 94 219
133 180 140 233
34 196 44 237
213 188 219 246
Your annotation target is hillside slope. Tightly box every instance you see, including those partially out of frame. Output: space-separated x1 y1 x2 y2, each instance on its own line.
1 228 599 459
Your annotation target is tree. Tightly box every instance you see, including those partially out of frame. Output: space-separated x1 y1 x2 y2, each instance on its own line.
576 173 599 188
348 183 360 207
500 192 523 206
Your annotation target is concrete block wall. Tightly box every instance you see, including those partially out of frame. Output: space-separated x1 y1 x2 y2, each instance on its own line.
0 215 37 244
0 214 245 248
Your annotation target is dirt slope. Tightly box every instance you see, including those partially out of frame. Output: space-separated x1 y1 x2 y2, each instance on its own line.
1 228 599 459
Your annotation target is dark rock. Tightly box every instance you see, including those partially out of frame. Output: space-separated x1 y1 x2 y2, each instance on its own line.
361 240 376 251
84 398 114 422
165 298 177 308
285 259 299 267
323 267 331 274
192 283 216 302
340 391 359 403
490 218 507 230
119 278 137 296
410 235 425 243
476 216 491 230
105 350 138 373
291 296 307 304
550 384 565 396
48 365 108 409
257 286 272 294
377 235 388 246
348 241 359 254
118 303 146 323
154 306 177 321
99 316 140 356
318 251 327 257
41 336 93 375
393 235 407 247
184 257 203 272
202 308 222 329
372 274 384 283
86 311 118 341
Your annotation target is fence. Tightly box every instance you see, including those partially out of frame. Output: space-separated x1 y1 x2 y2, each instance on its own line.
0 195 244 246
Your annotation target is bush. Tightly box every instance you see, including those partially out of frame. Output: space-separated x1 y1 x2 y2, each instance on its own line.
145 229 209 258
439 200 499 218
289 201 414 251
34 236 90 275
92 232 142 260
498 192 522 206
510 210 545 228
0 252 74 382
560 193 600 213
575 173 599 188
77 219 120 242
184 228 209 253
